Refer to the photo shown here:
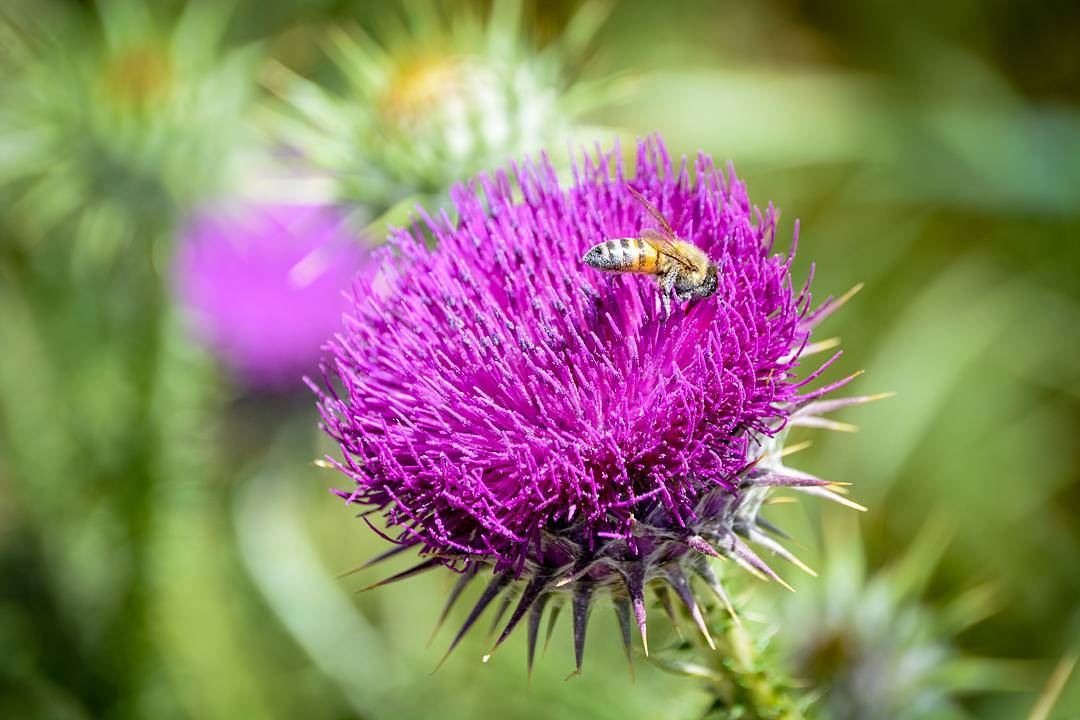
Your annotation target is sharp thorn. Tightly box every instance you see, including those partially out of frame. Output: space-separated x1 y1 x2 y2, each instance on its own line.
526 594 551 683
355 557 441 592
793 484 868 512
800 336 841 357
433 571 510 672
570 583 594 677
730 535 796 592
337 541 420 579
486 596 513 640
780 439 813 457
614 597 636 682
665 566 715 650
620 562 650 656
754 515 791 540
747 528 818 577
692 559 741 628
686 535 723 558
790 416 860 432
426 564 478 647
832 282 864 310
483 573 550 663
543 600 563 657
634 597 649 656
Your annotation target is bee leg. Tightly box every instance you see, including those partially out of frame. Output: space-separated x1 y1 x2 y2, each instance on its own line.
659 271 677 318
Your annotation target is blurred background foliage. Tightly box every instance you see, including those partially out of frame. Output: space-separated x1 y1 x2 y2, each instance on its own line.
1 0 1078 718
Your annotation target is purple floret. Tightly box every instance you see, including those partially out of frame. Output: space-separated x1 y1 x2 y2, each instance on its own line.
315 137 816 572
177 202 370 390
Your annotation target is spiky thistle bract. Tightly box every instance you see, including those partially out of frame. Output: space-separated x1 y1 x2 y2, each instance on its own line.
314 136 876 676
266 0 621 213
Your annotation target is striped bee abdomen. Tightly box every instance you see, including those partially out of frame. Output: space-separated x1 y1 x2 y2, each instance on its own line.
582 237 659 274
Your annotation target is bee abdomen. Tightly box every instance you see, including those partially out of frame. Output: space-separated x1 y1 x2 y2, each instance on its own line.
582 237 655 273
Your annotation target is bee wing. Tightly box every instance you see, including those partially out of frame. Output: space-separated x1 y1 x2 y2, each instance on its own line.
641 228 697 272
626 184 678 239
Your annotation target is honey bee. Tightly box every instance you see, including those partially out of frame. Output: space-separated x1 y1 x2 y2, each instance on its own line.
582 185 719 316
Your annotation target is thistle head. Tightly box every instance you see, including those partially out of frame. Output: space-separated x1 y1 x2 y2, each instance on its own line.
269 0 619 212
0 1 257 258
780 517 1008 720
176 202 370 390
315 136 873 675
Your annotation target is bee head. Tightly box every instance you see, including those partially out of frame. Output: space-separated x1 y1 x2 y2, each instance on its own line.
700 263 719 298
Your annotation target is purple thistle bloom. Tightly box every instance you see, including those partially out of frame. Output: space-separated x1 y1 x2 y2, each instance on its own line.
177 202 370 390
315 137 872 673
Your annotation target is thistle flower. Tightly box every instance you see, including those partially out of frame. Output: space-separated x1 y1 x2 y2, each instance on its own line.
315 136 874 675
267 0 619 212
0 0 257 260
177 202 369 390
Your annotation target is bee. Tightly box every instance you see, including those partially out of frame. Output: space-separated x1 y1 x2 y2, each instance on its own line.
582 185 719 316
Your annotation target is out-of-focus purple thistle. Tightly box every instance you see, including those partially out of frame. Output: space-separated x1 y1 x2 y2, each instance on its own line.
177 203 370 391
314 136 877 675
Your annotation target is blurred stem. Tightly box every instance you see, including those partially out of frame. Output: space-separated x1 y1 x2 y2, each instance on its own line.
232 415 391 718
0 246 165 716
145 309 283 720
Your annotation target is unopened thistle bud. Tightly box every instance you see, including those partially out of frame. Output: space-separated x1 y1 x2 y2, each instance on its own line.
0 0 257 258
269 0 619 212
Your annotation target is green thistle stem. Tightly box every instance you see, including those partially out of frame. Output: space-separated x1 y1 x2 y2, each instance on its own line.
698 620 806 720
649 597 807 720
